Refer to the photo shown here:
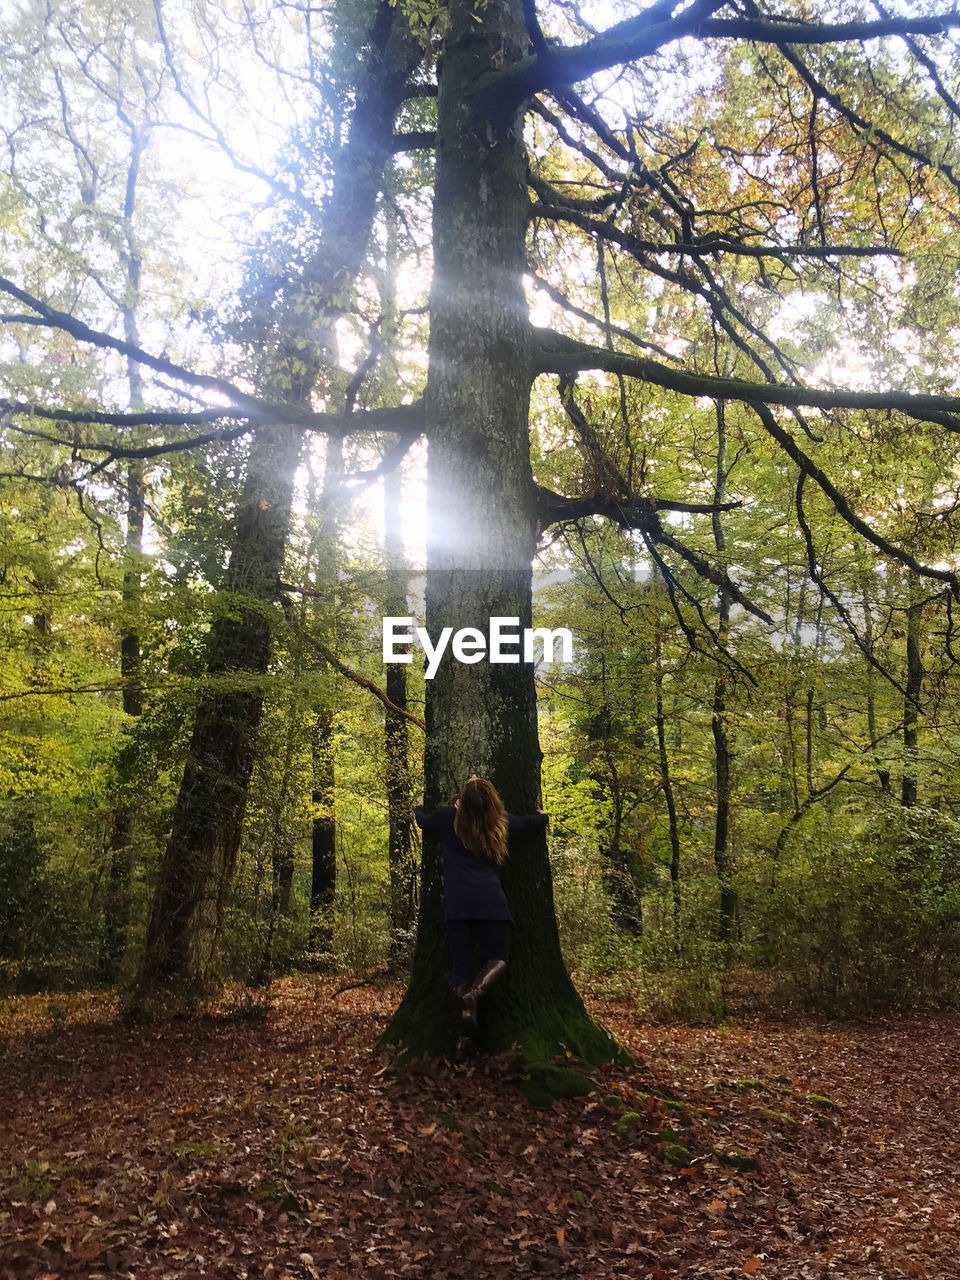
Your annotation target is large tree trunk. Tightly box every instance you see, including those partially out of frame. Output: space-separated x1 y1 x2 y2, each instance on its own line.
380 0 622 1065
131 5 420 1009
135 420 304 1000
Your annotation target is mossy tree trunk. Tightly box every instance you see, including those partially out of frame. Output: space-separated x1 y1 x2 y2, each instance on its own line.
135 418 305 1001
379 0 623 1066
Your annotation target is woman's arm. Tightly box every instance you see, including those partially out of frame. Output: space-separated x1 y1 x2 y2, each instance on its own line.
507 811 548 832
414 803 446 831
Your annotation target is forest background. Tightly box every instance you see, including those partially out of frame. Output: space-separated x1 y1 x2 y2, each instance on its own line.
5 0 960 1046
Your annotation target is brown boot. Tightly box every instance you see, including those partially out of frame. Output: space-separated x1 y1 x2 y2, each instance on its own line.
454 981 479 1038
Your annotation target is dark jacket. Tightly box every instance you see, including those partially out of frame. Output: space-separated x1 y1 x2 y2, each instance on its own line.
413 804 548 921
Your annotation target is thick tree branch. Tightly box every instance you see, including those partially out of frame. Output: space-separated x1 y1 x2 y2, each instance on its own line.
648 518 774 625
479 3 960 126
794 472 909 700
529 274 676 360
779 41 960 196
0 281 428 438
640 528 760 682
0 399 426 459
700 13 960 45
528 207 811 384
0 400 244 429
0 275 262 408
536 486 741 527
533 329 960 430
539 485 770 624
476 0 729 124
390 130 436 152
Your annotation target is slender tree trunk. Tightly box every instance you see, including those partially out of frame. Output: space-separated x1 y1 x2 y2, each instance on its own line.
379 194 417 968
380 0 622 1064
593 651 642 934
384 462 416 967
102 131 147 983
781 573 807 813
902 577 923 808
711 401 736 942
130 5 420 1009
805 592 826 801
254 708 300 985
309 437 343 956
654 626 682 942
861 569 891 793
310 707 337 954
100 460 144 984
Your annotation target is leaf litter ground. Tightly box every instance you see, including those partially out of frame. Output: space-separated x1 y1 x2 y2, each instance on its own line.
1 979 958 1279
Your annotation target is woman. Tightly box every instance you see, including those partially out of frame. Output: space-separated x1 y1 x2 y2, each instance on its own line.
414 774 548 1053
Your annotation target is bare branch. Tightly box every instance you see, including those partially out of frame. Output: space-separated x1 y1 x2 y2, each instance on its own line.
530 198 900 259
752 400 957 591
0 399 244 429
289 618 425 730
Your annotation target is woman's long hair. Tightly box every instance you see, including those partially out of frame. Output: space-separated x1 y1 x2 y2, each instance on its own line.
454 776 509 865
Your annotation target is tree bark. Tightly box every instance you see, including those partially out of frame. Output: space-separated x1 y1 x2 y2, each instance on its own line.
310 706 337 954
380 0 623 1065
254 707 300 985
135 419 304 1000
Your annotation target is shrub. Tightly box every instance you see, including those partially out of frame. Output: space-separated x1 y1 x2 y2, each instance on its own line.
746 805 960 1012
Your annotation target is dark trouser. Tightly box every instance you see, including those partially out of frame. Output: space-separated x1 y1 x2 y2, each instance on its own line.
445 919 511 989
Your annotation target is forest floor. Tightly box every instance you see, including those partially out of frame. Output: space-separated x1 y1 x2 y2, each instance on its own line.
1 978 958 1280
